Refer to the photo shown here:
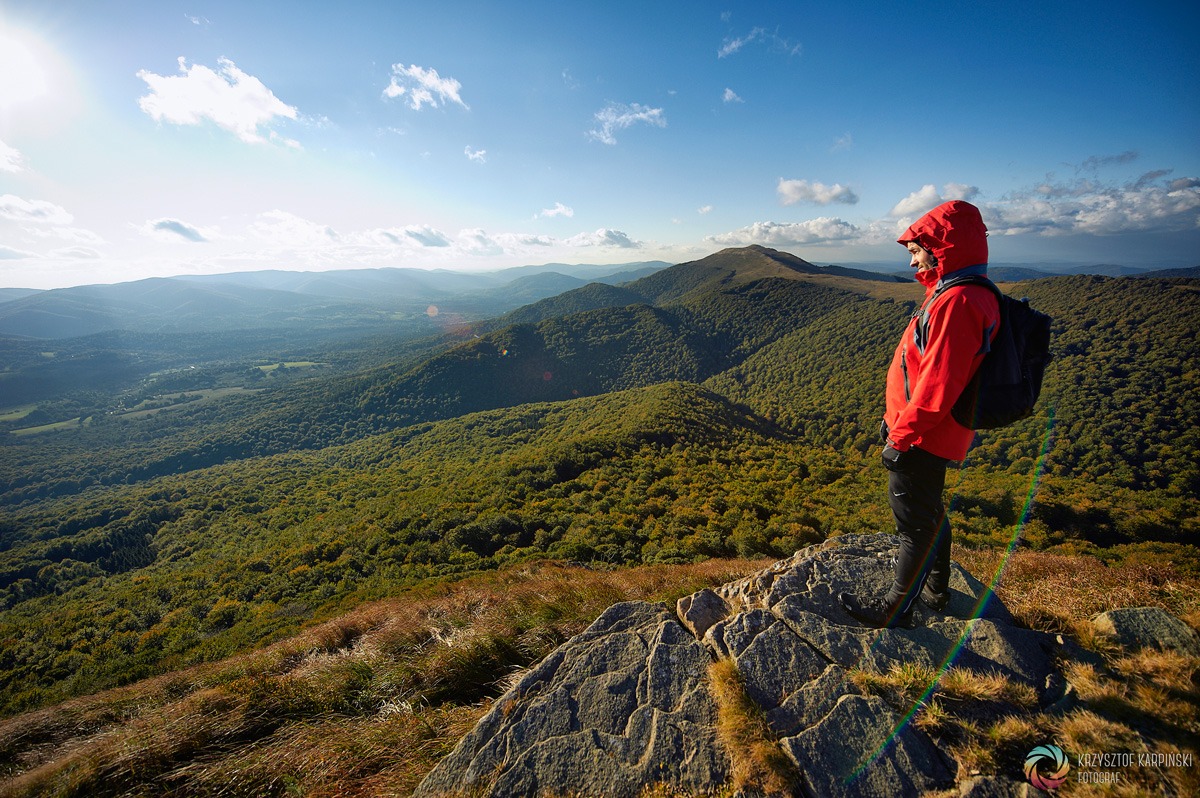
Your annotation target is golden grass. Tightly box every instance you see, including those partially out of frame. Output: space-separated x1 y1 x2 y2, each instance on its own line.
952 547 1200 642
2 546 1197 796
707 658 798 798
0 557 771 798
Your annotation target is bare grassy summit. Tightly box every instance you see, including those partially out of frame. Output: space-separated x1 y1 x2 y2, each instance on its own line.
1 542 1197 797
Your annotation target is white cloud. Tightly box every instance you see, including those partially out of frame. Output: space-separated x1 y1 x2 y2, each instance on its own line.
698 205 713 215
564 228 641 248
986 172 1200 237
251 210 338 245
831 132 853 152
464 145 487 163
718 27 765 58
383 63 468 111
0 139 23 172
0 244 37 259
537 202 574 219
718 27 802 58
722 88 743 103
890 183 980 219
0 194 73 225
943 183 980 202
395 225 452 247
706 218 861 247
138 217 210 242
777 179 858 206
587 102 666 145
137 57 298 145
889 185 943 218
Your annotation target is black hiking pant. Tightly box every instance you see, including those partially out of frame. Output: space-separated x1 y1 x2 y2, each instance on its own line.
884 445 952 614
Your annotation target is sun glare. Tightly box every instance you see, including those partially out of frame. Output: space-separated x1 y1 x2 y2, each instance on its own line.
0 26 50 108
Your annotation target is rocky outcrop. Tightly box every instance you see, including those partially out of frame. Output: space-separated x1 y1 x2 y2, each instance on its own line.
1091 606 1200 656
415 535 1076 797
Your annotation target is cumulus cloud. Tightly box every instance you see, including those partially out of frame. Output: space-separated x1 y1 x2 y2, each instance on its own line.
537 202 574 219
139 218 209 242
587 102 665 145
137 57 299 145
0 139 23 172
564 228 640 248
706 218 861 247
0 194 73 225
986 171 1200 237
888 183 979 219
722 88 743 103
383 63 468 110
777 178 858 206
464 145 486 163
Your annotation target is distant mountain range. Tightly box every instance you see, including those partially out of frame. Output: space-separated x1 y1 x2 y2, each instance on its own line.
0 262 670 340
5 255 1196 340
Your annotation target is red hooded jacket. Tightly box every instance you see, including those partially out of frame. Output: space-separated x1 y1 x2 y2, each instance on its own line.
885 200 1000 461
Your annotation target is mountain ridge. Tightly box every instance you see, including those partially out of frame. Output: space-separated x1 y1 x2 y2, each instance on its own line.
0 261 669 340
0 246 1197 739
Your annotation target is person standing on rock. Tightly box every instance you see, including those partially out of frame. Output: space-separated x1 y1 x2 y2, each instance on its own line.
840 200 1000 629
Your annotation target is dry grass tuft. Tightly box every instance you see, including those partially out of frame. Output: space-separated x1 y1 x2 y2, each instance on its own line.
952 547 1200 639
708 658 799 798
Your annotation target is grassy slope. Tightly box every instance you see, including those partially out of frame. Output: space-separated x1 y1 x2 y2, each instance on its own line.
0 551 1196 797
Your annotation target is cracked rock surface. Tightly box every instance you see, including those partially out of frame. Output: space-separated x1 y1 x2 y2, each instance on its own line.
415 534 1067 797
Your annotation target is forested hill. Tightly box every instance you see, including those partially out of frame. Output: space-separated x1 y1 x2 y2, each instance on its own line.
1 247 1198 716
0 248 878 506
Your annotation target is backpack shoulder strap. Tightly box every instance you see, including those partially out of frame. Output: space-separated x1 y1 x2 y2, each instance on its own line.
914 266 1001 354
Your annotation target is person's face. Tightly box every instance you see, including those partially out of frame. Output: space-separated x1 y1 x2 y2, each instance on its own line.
907 242 937 273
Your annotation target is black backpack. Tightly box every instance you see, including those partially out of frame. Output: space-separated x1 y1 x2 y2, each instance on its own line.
919 274 1053 430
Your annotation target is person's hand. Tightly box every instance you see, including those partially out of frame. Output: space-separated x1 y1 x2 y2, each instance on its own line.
882 445 905 471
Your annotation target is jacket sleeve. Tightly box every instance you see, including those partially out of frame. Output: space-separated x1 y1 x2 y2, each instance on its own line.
887 288 992 451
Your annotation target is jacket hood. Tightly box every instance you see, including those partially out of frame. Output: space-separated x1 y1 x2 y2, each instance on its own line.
898 200 989 282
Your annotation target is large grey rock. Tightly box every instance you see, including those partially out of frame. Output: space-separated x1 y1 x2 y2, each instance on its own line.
417 534 1176 797
414 601 728 797
782 693 956 797
1091 606 1200 656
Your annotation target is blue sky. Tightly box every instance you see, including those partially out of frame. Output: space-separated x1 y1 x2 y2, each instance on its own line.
1 1 1197 289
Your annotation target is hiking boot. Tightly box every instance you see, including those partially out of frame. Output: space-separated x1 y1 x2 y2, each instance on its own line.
838 592 914 629
920 585 950 612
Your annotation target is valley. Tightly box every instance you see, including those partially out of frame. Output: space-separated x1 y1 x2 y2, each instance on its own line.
0 246 1197 744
